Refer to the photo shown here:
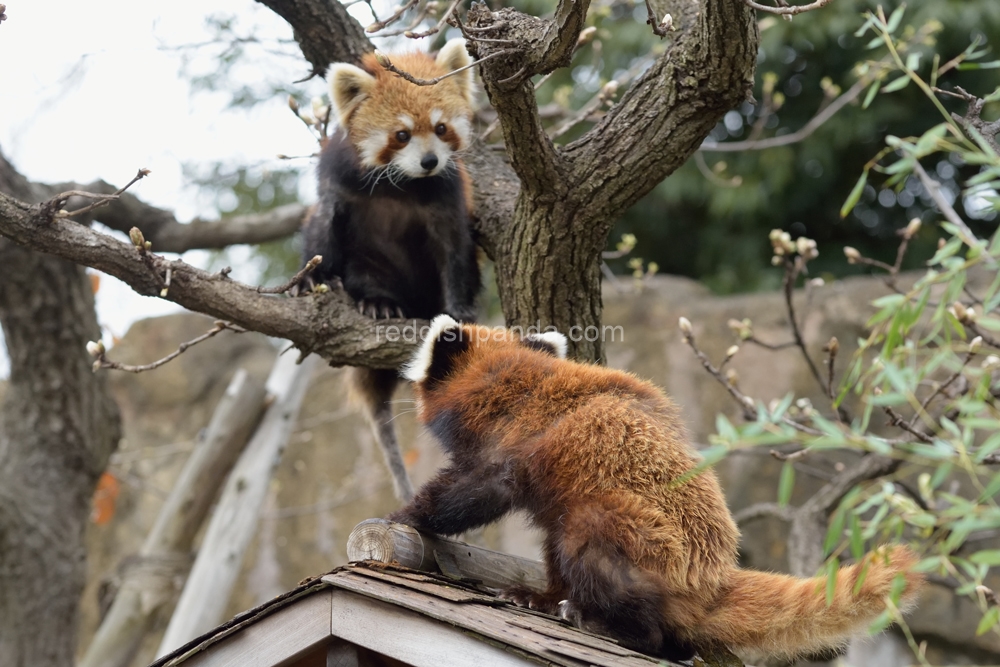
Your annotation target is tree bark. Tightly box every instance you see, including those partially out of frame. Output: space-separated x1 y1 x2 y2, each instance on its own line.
464 0 758 360
0 159 121 667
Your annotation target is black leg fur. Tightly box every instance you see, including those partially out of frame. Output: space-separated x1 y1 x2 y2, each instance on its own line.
387 464 513 536
555 510 695 662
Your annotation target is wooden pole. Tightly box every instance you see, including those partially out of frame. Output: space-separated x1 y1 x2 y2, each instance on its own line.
155 351 318 658
79 368 268 667
346 519 547 592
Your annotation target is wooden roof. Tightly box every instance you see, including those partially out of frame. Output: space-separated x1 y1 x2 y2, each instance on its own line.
150 562 667 667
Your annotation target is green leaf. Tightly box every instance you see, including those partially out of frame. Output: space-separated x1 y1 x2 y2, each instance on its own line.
771 393 794 422
825 508 846 555
912 556 943 573
882 75 910 93
905 52 922 71
825 557 839 607
852 559 871 596
862 80 881 109
869 610 893 634
886 4 905 33
778 462 795 507
975 432 1000 463
850 514 864 561
715 413 738 442
976 607 1000 636
970 550 1000 566
841 172 868 218
959 60 1000 70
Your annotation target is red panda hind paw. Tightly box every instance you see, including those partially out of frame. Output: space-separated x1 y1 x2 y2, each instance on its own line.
497 587 563 615
557 599 584 627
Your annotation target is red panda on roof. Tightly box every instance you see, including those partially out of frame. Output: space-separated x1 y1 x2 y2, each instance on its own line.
390 315 925 664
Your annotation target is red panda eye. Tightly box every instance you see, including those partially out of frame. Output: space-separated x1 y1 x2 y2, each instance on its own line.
396 130 411 143
435 123 447 136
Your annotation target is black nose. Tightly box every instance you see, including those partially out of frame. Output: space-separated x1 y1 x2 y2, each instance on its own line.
421 153 439 171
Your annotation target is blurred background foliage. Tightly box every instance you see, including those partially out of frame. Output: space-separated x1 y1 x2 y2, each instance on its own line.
590 0 1000 293
179 0 1000 295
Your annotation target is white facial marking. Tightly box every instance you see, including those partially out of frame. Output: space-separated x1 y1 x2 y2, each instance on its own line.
450 116 471 148
397 114 415 130
525 331 568 359
357 131 388 168
430 108 443 125
402 314 461 382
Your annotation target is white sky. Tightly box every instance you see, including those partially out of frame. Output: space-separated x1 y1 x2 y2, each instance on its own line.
0 0 395 377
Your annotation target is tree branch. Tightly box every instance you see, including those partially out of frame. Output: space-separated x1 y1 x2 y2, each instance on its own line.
562 0 757 219
0 152 307 253
947 86 1000 155
741 0 837 16
253 0 372 78
0 191 420 369
463 4 568 197
700 77 867 152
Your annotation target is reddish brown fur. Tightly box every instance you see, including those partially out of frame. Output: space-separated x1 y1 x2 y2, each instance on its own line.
390 323 924 662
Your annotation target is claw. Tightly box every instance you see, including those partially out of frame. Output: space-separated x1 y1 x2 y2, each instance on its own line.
395 306 405 319
380 304 392 319
357 300 366 314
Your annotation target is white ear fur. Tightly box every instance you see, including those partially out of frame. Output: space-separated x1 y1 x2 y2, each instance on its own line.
329 63 376 126
525 331 568 359
435 39 474 104
402 314 462 382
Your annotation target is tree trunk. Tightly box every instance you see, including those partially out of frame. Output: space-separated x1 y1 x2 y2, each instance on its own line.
496 197 606 361
0 156 121 667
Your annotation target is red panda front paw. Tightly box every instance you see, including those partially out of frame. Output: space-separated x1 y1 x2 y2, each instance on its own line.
357 297 405 319
498 587 564 615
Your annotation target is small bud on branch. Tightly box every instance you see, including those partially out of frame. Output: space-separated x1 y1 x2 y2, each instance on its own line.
678 316 693 338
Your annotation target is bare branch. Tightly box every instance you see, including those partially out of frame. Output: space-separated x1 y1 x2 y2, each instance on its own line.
701 77 867 152
741 0 836 16
947 86 1000 155
883 406 935 444
734 502 794 525
0 190 419 369
781 257 825 390
15 165 308 253
365 0 419 33
257 255 322 295
89 321 248 374
911 160 982 249
374 48 514 87
395 0 461 39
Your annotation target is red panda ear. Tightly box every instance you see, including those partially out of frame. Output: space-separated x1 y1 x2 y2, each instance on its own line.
435 39 474 104
329 63 376 127
402 315 469 387
522 332 568 359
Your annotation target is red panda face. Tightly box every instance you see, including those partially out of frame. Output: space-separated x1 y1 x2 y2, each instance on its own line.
329 40 475 180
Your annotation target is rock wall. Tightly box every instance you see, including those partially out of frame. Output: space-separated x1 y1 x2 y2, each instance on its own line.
60 274 999 666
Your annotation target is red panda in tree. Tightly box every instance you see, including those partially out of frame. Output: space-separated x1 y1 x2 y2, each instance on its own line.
388 315 925 663
299 41 480 501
